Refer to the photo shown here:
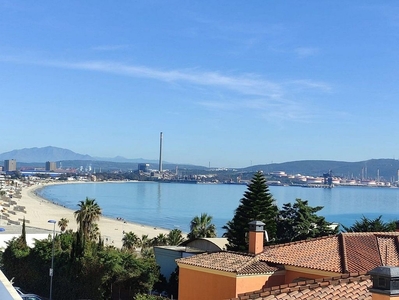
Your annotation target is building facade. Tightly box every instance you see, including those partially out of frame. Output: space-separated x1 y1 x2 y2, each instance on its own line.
3 160 16 172
45 161 57 171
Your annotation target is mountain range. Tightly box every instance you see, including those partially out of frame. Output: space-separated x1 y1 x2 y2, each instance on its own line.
0 146 159 164
1 146 399 180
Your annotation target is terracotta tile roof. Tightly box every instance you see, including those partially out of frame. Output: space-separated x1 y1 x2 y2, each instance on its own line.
177 232 399 276
259 232 399 273
343 234 381 272
230 273 371 300
176 251 278 275
259 235 342 272
376 235 399 266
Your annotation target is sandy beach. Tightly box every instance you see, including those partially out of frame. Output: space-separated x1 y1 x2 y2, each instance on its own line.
4 182 171 249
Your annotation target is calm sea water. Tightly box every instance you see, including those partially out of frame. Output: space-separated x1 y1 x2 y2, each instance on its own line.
36 182 399 236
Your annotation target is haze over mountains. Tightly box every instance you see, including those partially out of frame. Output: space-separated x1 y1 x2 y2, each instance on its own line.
0 146 159 164
1 146 399 180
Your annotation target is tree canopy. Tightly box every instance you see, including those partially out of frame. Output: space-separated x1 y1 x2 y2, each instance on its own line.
223 171 278 252
276 198 338 243
74 197 102 241
3 198 160 300
188 213 217 240
342 215 396 232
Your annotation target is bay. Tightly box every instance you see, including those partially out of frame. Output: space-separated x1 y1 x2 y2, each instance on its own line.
36 182 399 236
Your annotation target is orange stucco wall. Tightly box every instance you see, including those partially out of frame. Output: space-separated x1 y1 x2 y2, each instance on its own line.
371 292 399 300
178 266 270 300
236 274 270 295
179 267 238 300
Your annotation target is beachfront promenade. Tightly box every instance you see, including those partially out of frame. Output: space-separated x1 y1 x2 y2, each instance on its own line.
0 181 170 249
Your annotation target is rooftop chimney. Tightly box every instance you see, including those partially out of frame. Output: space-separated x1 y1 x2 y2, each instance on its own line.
248 220 265 255
369 266 399 299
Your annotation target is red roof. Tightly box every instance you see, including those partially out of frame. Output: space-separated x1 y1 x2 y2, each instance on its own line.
232 273 371 300
259 232 399 273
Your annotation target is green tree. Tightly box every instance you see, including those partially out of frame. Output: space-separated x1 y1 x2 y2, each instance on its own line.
167 229 185 245
276 198 338 243
122 231 141 251
342 215 396 232
188 213 217 240
151 233 168 246
223 171 278 252
2 200 161 300
2 237 30 289
140 234 151 249
74 197 102 241
58 218 69 232
140 234 155 258
21 217 27 246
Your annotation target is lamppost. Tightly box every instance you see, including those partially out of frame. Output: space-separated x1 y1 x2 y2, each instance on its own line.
48 219 56 300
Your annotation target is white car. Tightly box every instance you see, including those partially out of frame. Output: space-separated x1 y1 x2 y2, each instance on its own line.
14 287 46 300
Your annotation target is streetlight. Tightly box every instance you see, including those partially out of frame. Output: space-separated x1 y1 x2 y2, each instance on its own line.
48 219 56 300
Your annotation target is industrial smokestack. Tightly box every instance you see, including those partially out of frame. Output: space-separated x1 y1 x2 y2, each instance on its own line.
159 132 163 173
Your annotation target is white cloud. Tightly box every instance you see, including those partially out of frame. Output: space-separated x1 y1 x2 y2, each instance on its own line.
0 54 334 123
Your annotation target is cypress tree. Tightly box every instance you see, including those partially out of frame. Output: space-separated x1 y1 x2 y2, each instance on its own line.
21 217 27 246
223 171 278 252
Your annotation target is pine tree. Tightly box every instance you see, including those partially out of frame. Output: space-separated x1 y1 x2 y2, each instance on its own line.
223 171 278 252
276 198 338 243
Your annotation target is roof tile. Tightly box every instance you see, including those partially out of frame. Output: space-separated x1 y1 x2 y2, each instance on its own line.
231 273 371 300
176 251 277 274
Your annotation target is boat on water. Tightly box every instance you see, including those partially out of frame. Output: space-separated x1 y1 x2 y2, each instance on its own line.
301 183 334 188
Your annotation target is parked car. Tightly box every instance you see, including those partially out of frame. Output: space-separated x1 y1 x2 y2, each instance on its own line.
14 287 47 300
14 286 28 295
21 294 45 300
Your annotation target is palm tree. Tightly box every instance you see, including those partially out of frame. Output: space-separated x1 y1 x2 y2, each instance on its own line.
141 234 151 249
188 213 217 240
89 223 100 241
150 233 168 246
58 218 69 232
74 197 102 240
122 231 141 251
167 229 186 245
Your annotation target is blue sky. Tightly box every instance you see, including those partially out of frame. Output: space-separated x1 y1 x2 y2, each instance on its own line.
1 1 399 168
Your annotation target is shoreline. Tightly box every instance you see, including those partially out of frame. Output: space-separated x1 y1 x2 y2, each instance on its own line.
9 181 171 249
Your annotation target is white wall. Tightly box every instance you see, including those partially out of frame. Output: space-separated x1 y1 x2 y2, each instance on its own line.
0 270 22 300
0 234 49 250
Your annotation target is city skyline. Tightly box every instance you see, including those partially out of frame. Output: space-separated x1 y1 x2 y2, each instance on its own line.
1 1 399 168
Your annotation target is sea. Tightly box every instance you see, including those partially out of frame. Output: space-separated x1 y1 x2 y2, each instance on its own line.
35 182 399 236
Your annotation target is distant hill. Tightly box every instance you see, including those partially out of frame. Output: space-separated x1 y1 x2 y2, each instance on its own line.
0 146 206 171
0 146 160 164
243 159 399 181
0 146 93 163
1 147 399 179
